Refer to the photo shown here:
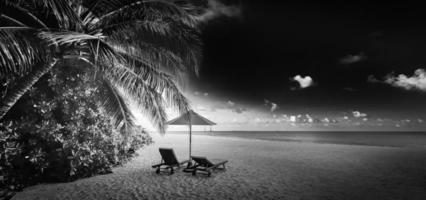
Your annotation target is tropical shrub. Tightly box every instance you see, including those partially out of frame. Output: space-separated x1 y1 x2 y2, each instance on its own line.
0 66 152 191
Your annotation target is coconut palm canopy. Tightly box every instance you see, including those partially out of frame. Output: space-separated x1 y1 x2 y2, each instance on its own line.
167 110 216 125
0 0 209 133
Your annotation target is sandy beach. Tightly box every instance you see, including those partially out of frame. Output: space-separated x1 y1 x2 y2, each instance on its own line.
12 133 426 200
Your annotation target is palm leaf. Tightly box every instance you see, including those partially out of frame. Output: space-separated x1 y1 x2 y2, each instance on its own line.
100 78 135 135
0 27 49 76
106 21 202 74
103 64 169 133
38 31 105 46
30 0 81 29
95 40 190 113
0 59 58 119
91 0 198 27
110 41 187 79
0 1 48 28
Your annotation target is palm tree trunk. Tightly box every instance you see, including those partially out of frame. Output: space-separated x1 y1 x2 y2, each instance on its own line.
0 59 58 120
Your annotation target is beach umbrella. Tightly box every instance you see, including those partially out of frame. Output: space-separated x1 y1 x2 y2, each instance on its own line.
167 110 216 166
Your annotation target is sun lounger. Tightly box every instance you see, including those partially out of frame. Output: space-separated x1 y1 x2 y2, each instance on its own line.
190 156 228 177
152 148 189 174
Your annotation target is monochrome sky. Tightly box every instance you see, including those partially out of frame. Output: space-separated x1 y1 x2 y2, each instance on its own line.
137 1 426 131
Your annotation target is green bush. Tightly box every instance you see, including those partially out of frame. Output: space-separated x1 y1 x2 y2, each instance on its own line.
0 66 152 191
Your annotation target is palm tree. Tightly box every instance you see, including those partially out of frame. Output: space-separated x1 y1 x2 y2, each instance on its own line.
0 0 204 133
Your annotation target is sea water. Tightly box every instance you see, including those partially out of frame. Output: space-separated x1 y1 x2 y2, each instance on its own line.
168 131 426 148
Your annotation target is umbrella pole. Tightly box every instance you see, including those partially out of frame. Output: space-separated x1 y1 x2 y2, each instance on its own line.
188 124 192 167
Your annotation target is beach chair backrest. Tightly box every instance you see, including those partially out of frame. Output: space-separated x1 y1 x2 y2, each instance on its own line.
191 156 213 167
159 148 179 165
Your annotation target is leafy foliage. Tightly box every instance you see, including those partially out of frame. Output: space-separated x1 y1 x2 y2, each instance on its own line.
0 0 206 132
0 66 152 191
0 0 208 197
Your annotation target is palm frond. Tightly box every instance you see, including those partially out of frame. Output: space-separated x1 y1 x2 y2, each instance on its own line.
88 0 203 74
91 0 198 28
94 40 190 113
120 55 191 114
103 64 169 133
100 78 136 135
31 0 81 29
0 1 48 28
38 31 104 46
0 59 58 119
0 28 49 76
110 41 186 79
105 20 202 75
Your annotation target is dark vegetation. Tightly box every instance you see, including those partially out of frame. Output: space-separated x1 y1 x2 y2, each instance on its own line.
0 66 152 194
0 0 206 198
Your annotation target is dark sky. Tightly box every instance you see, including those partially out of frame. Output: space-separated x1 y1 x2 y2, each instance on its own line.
188 2 426 121
175 0 426 129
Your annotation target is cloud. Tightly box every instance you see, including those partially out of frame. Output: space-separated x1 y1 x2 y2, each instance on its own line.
264 99 279 112
270 103 278 112
367 75 380 83
383 69 426 91
196 0 241 22
339 52 367 64
292 75 314 89
196 105 208 111
220 100 246 114
322 117 330 123
233 107 247 114
352 111 367 118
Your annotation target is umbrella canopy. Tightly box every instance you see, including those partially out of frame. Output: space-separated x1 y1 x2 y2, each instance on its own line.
167 110 216 125
166 110 216 167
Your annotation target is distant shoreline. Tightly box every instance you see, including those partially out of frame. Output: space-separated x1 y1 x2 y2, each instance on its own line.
166 130 426 133
163 131 426 148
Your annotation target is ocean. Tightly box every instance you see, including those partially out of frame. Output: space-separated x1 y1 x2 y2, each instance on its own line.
167 131 426 148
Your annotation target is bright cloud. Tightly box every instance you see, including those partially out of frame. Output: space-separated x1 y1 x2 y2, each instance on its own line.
339 52 367 64
264 99 279 112
292 75 314 89
289 115 297 122
322 118 330 123
270 103 278 112
383 69 426 91
352 111 367 118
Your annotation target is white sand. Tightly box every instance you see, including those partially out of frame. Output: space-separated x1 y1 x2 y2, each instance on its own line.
12 134 426 200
